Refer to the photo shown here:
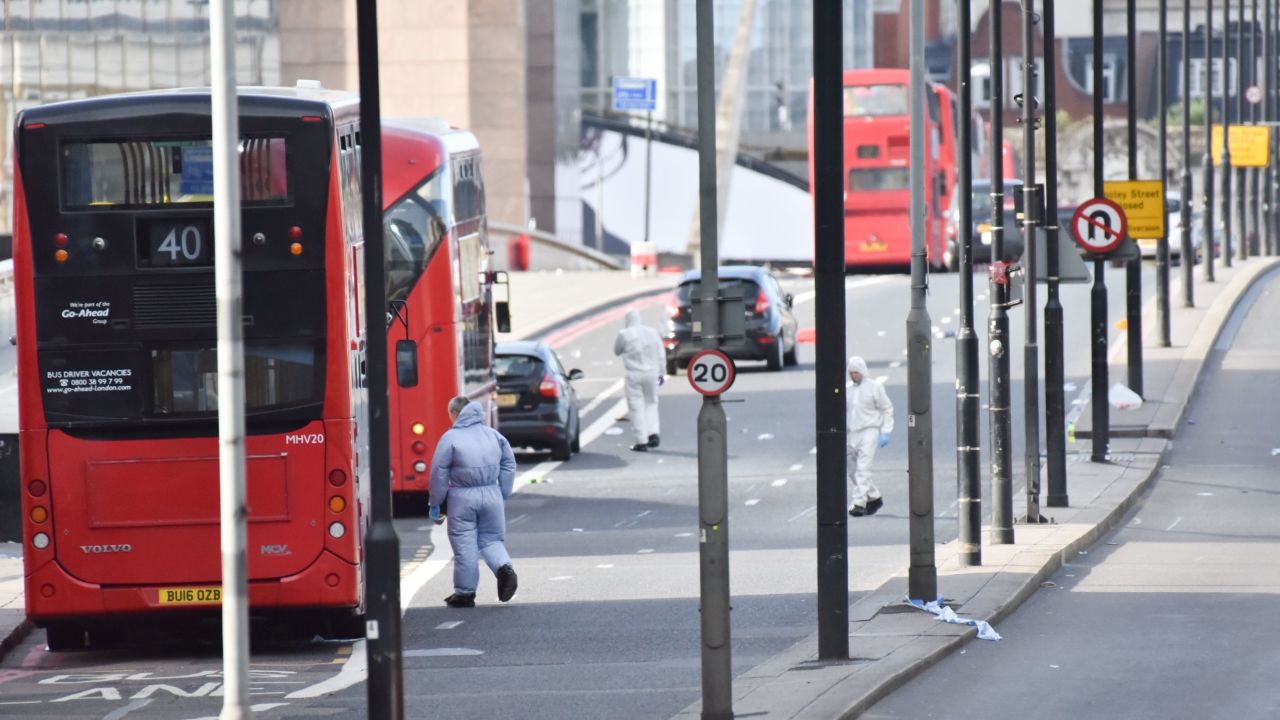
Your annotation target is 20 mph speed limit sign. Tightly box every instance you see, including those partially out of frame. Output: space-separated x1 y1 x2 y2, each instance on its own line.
687 349 736 397
1071 197 1128 255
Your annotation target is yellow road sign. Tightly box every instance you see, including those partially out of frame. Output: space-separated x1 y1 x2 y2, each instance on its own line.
1210 124 1272 167
1104 180 1165 239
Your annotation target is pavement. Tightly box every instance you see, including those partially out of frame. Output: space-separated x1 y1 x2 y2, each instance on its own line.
673 254 1280 719
0 269 678 662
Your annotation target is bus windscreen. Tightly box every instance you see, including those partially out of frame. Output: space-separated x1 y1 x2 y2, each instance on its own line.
843 85 909 117
61 136 290 209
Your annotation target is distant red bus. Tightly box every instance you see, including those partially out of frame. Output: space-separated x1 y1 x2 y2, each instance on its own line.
13 88 370 648
380 120 498 499
808 69 956 270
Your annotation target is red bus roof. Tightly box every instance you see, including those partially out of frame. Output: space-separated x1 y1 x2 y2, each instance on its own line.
380 119 481 211
842 68 911 87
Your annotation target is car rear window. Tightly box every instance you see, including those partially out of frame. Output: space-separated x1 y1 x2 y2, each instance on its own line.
676 279 762 306
494 354 545 380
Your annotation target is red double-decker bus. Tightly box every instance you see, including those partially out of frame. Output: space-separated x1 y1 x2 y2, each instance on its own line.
380 119 499 500
13 88 370 648
808 68 957 270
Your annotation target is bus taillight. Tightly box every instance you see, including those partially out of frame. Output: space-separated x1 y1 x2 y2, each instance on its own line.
328 469 347 487
32 533 50 550
54 233 68 247
289 226 303 240
411 441 426 454
290 242 304 256
29 479 47 497
328 496 347 513
30 506 48 524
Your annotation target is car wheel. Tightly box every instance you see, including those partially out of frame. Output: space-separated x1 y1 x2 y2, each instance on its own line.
551 435 572 462
767 335 784 371
570 414 581 453
666 357 678 376
783 338 798 367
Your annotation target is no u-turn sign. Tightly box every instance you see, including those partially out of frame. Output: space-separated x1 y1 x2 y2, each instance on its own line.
1070 197 1128 255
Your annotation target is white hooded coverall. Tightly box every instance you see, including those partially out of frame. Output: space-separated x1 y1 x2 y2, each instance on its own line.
846 355 894 507
613 309 665 445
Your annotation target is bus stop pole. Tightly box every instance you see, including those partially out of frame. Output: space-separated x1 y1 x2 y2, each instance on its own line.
356 0 405 718
210 1 250 717
694 2 733 716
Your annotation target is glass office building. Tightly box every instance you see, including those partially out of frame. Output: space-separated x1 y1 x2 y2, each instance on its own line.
1 0 279 235
579 0 874 152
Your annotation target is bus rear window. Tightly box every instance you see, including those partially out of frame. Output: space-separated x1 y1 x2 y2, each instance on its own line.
849 168 910 192
843 85 908 117
151 344 319 416
61 137 290 209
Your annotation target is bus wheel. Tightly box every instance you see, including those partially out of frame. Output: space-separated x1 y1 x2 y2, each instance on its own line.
323 610 366 640
44 622 88 651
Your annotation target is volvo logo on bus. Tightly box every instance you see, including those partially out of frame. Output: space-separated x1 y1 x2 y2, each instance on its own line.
80 544 132 554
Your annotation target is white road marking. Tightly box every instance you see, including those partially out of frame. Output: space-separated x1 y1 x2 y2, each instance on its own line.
548 576 574 581
890 361 902 368
771 478 789 487
792 276 890 305
809 446 817 455
104 699 153 720
1166 517 1183 531
1197 492 1215 497
403 648 483 657
674 532 693 538
597 564 615 569
789 463 803 471
757 433 775 440
579 378 625 416
745 499 760 506
876 375 889 384
788 505 817 522
435 621 464 630
636 510 652 518
637 548 654 554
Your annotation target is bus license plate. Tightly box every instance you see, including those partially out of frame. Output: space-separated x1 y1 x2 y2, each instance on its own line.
496 393 518 408
158 586 222 606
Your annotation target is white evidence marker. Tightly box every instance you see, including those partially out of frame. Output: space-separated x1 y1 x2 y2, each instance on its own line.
809 446 818 455
637 549 654 554
757 433 775 441
549 576 573 581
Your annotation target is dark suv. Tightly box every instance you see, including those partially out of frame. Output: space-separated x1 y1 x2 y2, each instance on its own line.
494 341 582 461
664 265 799 374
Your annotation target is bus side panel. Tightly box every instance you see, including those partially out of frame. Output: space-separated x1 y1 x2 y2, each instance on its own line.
390 249 460 495
11 146 44 432
323 141 355 422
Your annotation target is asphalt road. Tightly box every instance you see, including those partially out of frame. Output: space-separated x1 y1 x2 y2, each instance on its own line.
0 261 1163 719
863 267 1280 720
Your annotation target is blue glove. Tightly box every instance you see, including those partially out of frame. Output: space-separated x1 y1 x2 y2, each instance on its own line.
879 433 890 449
429 505 443 524
658 375 665 386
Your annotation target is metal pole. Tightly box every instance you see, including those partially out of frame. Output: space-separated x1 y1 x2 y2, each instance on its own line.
1044 0 1068 507
989 0 1015 544
1249 0 1259 258
1238 0 1250 261
1181 0 1196 307
695 3 733 714
1223 0 1234 268
1125 0 1144 397
906 0 937 600
211 1 249 717
1157 0 1171 347
1020 0 1042 523
813 0 850 658
644 110 654 246
356 0 405 717
955 0 983 559
1206 0 1218 282
1091 0 1111 464
1265 0 1274 256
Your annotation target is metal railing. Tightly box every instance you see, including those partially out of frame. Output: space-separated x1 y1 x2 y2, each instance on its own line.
487 221 624 271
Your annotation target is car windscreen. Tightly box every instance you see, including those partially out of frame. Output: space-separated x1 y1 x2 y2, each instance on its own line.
675 279 762 307
494 354 545 380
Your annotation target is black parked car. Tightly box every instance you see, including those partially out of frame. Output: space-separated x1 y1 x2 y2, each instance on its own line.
494 341 582 461
664 265 799 374
944 178 1025 269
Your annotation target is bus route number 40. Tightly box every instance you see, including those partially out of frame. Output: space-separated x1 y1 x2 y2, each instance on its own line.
687 349 736 397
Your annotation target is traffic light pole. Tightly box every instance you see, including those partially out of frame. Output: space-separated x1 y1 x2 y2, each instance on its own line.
988 0 1015 544
1091 0 1111 464
906 0 937 601
813 0 850 660
1043 0 1069 508
695 3 733 717
1021 0 1043 523
954 0 983 561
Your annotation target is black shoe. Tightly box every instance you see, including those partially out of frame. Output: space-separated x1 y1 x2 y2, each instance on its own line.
630 443 649 452
444 592 475 608
647 434 660 448
496 564 518 603
865 497 884 516
849 506 866 517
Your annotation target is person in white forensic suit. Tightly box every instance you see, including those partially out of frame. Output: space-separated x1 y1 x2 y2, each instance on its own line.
846 355 894 516
613 309 665 452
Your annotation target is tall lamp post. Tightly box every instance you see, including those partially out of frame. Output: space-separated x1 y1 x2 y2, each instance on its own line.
1044 0 1069 507
989 0 1015 543
1181 0 1196 308
1020 0 1043 522
1205 0 1217 283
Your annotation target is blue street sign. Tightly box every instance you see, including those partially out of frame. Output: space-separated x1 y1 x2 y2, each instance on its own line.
612 76 657 112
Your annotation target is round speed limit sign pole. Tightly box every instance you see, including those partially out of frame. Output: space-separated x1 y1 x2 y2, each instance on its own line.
687 349 736 397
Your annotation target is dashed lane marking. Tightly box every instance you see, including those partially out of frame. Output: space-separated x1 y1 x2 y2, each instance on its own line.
772 478 789 487
435 621 464 631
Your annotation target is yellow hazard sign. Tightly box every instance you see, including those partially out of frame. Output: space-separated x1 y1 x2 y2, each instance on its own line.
1104 180 1165 239
1210 124 1272 167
